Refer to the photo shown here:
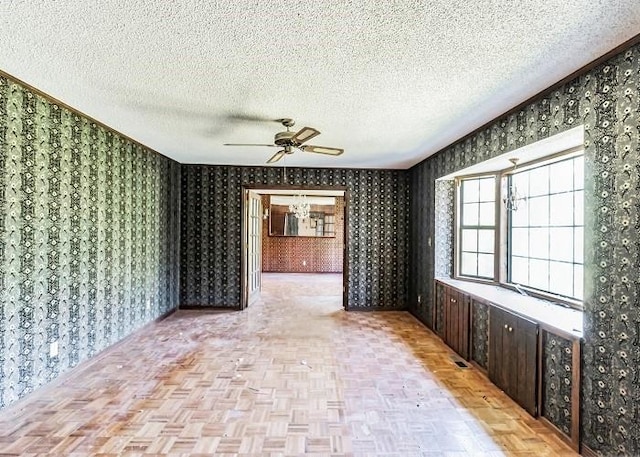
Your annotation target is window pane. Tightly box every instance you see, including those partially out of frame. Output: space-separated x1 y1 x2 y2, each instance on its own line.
511 228 529 257
529 196 549 226
478 254 494 278
478 229 494 253
479 202 495 226
574 265 583 300
528 165 549 197
549 159 574 194
530 227 549 259
574 227 583 263
574 157 584 191
506 154 583 301
511 172 529 197
549 227 574 262
463 179 480 203
461 229 478 252
574 190 584 226
463 203 479 226
511 256 529 285
549 261 574 297
479 178 495 201
511 201 529 227
461 252 478 276
549 192 574 226
458 176 496 280
529 259 549 291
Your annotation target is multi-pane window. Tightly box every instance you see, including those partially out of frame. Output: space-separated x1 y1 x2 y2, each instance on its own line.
459 176 495 279
456 153 584 304
508 155 584 300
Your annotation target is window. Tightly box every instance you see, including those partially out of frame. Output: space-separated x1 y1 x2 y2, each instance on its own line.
458 176 495 279
508 156 583 300
456 152 584 304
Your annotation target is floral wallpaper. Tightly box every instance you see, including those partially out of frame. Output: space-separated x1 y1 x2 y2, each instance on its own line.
180 166 408 310
541 331 573 436
0 75 181 409
408 42 640 455
470 301 489 370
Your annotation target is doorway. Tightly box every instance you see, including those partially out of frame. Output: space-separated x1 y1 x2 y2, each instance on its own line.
240 186 348 310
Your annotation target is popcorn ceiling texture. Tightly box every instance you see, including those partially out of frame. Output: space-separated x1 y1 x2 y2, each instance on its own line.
1 1 640 169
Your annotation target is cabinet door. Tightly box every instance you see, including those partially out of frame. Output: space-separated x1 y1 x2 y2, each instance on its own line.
435 283 446 337
490 306 538 416
443 288 470 360
513 314 538 416
488 307 510 392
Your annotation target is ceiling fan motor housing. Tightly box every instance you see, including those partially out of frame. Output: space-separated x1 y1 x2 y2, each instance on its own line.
274 130 297 146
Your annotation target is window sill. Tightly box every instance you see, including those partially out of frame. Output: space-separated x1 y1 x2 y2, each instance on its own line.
436 277 583 340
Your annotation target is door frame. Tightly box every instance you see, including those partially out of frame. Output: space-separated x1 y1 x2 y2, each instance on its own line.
240 184 349 310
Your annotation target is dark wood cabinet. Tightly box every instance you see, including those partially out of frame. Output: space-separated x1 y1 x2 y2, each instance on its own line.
488 306 538 416
434 282 446 338
435 282 470 360
443 287 470 360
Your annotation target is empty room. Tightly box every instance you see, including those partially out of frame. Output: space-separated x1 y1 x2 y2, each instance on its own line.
1 2 639 456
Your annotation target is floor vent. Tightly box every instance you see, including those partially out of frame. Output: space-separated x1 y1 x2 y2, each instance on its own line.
454 360 469 368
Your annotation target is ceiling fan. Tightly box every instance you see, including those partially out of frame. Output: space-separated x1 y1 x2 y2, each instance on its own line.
224 118 344 164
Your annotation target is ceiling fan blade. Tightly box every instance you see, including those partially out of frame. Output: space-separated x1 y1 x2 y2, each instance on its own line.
301 145 344 156
223 143 279 147
224 112 287 123
266 150 286 164
290 127 320 144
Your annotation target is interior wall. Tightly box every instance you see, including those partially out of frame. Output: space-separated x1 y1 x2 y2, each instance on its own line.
262 195 344 273
0 75 181 409
408 43 640 455
180 166 408 309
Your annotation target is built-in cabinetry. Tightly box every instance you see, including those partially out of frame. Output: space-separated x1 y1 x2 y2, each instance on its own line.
488 306 537 416
438 285 470 360
434 278 582 452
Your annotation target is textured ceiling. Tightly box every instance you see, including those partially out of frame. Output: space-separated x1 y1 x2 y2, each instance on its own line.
2 1 640 169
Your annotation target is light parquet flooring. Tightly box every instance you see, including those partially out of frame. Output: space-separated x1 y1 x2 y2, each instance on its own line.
0 273 578 456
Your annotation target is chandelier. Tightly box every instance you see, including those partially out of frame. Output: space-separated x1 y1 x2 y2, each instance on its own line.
289 194 310 219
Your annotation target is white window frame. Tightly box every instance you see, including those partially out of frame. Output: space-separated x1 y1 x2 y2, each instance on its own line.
454 148 584 309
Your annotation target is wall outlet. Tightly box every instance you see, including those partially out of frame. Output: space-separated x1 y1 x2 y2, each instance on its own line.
49 341 58 358
303 260 307 266
417 294 422 304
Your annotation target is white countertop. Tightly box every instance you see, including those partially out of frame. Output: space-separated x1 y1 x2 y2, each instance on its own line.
437 278 583 339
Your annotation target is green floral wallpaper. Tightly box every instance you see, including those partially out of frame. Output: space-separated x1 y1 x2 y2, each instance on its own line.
0 75 181 409
408 43 640 455
180 165 409 310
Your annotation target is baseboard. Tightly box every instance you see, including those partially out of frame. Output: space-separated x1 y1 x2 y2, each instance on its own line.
178 305 241 311
538 416 579 452
0 307 177 416
346 306 408 312
580 444 598 457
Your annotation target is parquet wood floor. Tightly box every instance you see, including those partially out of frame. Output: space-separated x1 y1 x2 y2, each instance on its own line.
0 273 578 456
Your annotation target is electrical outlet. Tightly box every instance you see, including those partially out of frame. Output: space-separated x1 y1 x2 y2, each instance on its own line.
49 341 58 357
428 237 432 247
303 260 307 266
417 294 422 304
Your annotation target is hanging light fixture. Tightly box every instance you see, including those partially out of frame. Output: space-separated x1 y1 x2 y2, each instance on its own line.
289 194 310 220
503 158 525 212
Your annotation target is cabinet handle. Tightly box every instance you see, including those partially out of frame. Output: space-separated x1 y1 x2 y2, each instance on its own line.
504 324 508 329
452 299 456 303
508 327 513 332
